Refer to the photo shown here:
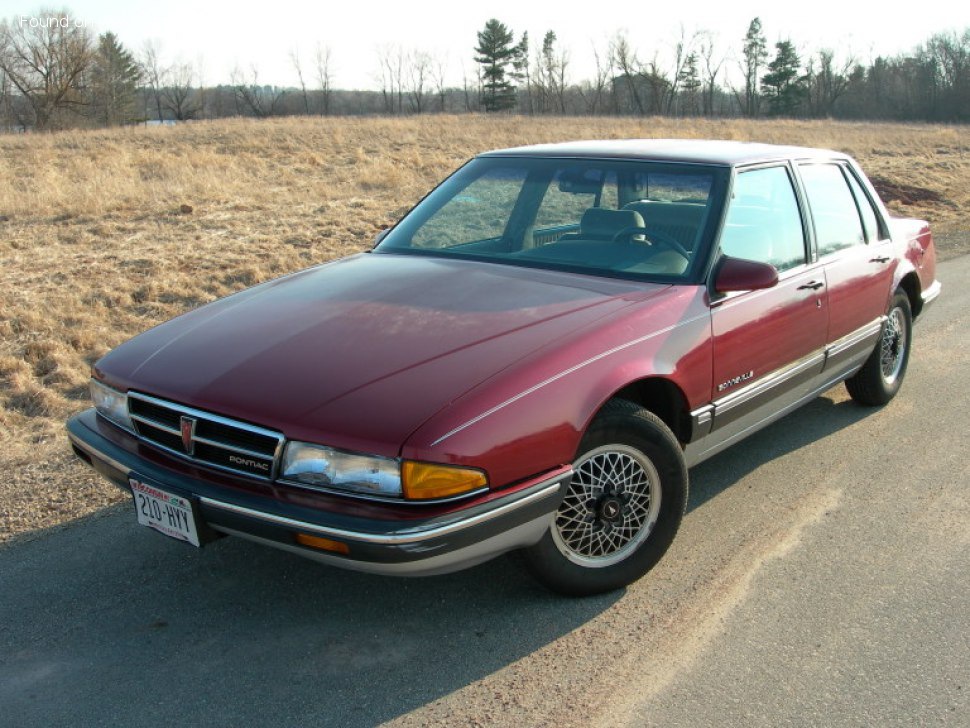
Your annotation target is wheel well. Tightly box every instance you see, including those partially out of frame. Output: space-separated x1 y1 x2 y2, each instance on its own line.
899 272 922 318
609 378 691 445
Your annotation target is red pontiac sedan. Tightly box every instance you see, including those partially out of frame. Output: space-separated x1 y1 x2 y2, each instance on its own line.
67 140 941 595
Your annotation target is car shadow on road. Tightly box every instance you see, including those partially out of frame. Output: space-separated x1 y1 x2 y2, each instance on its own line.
686 390 872 512
0 502 619 727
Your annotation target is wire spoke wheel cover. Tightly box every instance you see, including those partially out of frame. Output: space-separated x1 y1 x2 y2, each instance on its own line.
880 306 907 384
552 444 662 568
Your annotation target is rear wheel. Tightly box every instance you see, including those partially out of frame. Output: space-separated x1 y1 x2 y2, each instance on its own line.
845 290 912 406
522 399 687 596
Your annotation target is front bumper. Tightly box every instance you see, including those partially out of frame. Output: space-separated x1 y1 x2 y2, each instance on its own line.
67 409 571 576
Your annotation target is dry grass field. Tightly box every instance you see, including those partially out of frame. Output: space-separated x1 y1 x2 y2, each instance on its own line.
1 115 967 542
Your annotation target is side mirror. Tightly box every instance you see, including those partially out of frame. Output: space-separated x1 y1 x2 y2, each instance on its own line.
714 256 779 293
373 228 390 248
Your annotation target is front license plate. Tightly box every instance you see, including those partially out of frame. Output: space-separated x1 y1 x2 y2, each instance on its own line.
129 478 201 547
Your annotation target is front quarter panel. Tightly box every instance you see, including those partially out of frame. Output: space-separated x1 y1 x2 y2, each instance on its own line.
402 285 713 488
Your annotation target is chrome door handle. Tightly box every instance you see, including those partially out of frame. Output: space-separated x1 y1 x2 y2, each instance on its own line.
797 281 824 290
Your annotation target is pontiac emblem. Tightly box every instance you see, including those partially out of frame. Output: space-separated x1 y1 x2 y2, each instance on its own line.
179 416 196 456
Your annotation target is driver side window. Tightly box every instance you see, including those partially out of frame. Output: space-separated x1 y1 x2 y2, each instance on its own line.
719 166 807 272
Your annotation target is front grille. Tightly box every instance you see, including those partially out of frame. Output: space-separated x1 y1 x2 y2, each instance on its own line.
128 392 284 480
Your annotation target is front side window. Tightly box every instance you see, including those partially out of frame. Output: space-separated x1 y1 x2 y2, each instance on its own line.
799 163 866 257
718 166 806 272
377 157 729 282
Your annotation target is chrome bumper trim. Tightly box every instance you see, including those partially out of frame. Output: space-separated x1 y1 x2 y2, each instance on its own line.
69 430 130 475
199 472 569 546
921 280 942 306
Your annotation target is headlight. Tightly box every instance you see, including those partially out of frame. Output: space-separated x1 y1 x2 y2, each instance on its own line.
281 442 401 497
281 442 489 501
89 379 133 430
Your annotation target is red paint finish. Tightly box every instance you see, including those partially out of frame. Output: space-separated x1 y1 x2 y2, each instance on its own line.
711 265 828 401
95 254 665 461
402 285 713 487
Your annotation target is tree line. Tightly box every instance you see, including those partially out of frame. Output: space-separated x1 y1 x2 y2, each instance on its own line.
1 11 968 132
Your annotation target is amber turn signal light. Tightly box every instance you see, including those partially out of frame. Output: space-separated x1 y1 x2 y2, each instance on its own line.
401 461 488 500
295 533 350 555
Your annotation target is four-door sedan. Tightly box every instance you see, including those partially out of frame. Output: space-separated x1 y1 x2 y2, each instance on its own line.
67 140 940 595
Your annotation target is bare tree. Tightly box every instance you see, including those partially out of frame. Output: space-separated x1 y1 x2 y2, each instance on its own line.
408 50 431 113
661 27 699 114
231 65 285 117
610 32 644 114
375 44 402 113
0 12 93 129
313 43 333 115
577 42 614 115
0 67 13 129
162 60 198 120
431 53 448 112
805 49 855 117
140 40 165 121
290 47 310 114
535 31 568 113
698 33 724 116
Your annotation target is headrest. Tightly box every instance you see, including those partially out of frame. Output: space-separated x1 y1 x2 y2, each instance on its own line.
580 208 645 239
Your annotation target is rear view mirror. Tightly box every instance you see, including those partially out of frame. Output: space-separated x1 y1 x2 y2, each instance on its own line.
558 167 604 194
714 256 779 293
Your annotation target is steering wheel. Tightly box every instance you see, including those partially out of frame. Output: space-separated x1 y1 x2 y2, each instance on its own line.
611 226 691 259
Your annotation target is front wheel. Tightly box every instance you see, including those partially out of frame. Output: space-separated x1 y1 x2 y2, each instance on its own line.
845 290 912 406
522 399 688 596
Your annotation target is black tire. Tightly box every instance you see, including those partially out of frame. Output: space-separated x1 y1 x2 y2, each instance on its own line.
522 399 688 596
845 290 913 406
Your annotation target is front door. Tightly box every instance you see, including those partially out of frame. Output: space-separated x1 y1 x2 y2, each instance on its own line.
709 164 828 434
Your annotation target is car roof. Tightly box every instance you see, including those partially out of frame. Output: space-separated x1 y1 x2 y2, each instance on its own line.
478 139 850 167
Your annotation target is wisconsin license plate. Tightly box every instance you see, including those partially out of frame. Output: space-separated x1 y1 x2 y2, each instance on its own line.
129 477 201 547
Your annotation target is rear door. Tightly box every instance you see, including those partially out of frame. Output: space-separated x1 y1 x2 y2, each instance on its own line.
797 162 895 371
709 164 828 433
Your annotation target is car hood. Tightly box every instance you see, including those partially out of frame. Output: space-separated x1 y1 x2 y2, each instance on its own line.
96 253 668 456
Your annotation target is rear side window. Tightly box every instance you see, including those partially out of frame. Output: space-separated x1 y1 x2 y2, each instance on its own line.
799 164 866 256
844 171 882 243
719 166 806 272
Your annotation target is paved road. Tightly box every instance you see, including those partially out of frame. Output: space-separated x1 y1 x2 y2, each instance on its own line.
2 256 967 728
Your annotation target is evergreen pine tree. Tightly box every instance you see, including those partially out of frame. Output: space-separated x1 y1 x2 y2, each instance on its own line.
741 18 768 116
762 41 806 116
90 32 141 126
475 19 518 112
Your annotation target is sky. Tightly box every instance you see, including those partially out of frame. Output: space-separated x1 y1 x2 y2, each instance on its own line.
6 1 969 90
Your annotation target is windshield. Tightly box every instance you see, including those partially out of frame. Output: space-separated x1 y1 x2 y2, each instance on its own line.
375 156 729 282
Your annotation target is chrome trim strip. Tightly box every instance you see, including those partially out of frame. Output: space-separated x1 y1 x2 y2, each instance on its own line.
128 392 285 444
689 404 714 441
213 513 554 576
686 366 859 468
128 390 283 440
714 351 825 415
68 430 130 475
129 413 180 436
825 318 884 359
275 478 489 506
430 311 710 447
200 474 568 546
921 280 942 305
